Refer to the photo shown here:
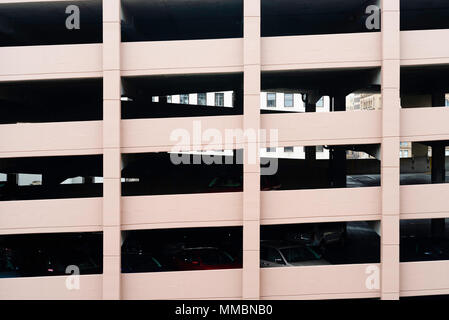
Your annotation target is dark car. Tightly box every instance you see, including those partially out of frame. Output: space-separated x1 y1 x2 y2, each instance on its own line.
16 233 102 277
284 222 347 247
172 247 242 271
400 237 449 262
0 247 21 278
206 176 243 193
205 174 282 193
121 236 173 273
21 246 101 276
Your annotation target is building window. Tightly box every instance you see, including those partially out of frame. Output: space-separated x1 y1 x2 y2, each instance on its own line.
284 147 294 152
198 93 207 106
267 147 276 152
284 94 294 108
151 96 159 102
215 93 224 106
180 94 189 105
267 93 276 108
316 145 324 153
167 95 172 103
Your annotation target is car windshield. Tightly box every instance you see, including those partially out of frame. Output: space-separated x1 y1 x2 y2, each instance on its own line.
280 247 319 263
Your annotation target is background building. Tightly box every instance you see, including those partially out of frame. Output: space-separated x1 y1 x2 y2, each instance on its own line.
1 0 449 301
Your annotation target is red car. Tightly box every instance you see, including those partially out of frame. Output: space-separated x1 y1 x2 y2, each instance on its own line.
172 247 241 271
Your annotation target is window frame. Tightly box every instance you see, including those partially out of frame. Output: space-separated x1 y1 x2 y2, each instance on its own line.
267 92 276 108
214 92 224 107
284 93 294 108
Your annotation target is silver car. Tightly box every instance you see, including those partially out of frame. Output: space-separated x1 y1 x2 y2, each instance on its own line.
260 241 330 267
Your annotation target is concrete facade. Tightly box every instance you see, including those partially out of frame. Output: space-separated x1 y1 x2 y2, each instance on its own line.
1 0 449 300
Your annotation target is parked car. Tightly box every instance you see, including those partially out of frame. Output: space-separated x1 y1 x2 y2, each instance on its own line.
172 247 241 271
400 237 449 262
121 237 172 273
16 233 102 277
206 174 282 193
284 222 347 247
260 241 329 267
21 246 101 276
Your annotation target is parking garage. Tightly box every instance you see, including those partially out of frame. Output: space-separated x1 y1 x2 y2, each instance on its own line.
1 0 449 301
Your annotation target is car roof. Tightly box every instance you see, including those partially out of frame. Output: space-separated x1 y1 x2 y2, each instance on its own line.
260 240 310 250
180 247 220 251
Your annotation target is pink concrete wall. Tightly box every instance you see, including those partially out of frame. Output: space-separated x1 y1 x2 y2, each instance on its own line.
261 110 382 147
122 39 243 76
121 116 244 153
401 29 449 66
261 187 381 225
122 192 243 230
121 269 242 300
0 44 102 81
401 107 449 142
0 121 102 156
400 261 449 297
262 33 381 71
401 184 449 220
261 264 380 299
0 198 102 234
0 275 102 300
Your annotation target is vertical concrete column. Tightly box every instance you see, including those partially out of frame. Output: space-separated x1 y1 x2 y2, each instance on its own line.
333 94 346 112
431 92 446 184
305 103 316 113
242 0 261 300
102 0 121 300
304 146 316 161
5 173 17 187
304 95 316 160
380 0 400 300
432 143 446 183
432 91 445 108
430 92 446 238
330 147 347 188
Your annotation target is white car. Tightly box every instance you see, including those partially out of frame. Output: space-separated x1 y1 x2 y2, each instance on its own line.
260 241 330 267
